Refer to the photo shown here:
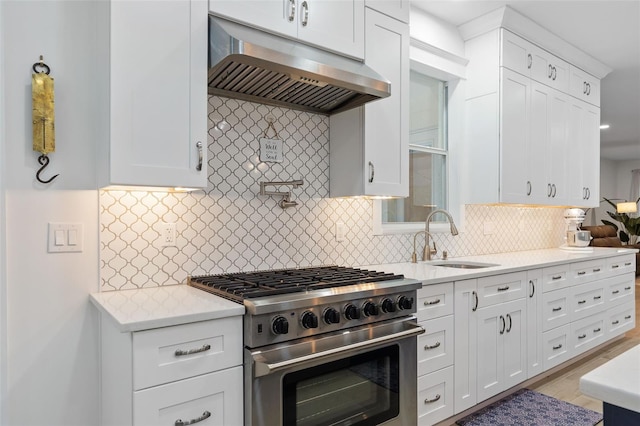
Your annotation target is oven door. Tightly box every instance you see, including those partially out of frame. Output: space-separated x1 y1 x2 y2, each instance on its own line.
245 317 423 426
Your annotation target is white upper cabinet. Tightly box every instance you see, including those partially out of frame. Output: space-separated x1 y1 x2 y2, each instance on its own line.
105 0 208 189
365 0 409 23
569 65 600 107
329 8 409 197
462 27 600 206
210 0 365 59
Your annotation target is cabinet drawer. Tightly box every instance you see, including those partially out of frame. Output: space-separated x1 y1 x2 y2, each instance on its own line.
607 300 636 336
542 287 572 332
572 259 607 284
608 255 636 276
476 272 527 308
417 282 453 321
133 317 242 390
608 272 635 306
571 280 606 322
542 264 573 292
543 324 571 371
418 366 454 426
418 315 453 376
569 65 600 107
133 366 243 426
570 312 605 355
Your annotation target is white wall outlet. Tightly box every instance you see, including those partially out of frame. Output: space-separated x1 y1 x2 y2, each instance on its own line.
335 222 346 242
48 222 84 253
161 222 177 247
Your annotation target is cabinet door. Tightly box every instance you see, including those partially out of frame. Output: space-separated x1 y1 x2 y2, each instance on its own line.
476 303 503 402
209 0 297 37
454 279 478 413
110 0 208 188
500 68 533 203
365 0 410 23
529 44 569 93
363 8 409 197
526 269 543 378
297 0 365 59
502 299 527 390
569 65 600 107
501 29 533 76
133 366 243 426
567 98 600 207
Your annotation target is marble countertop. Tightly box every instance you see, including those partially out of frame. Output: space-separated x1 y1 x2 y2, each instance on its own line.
580 344 640 413
90 284 245 332
361 247 637 285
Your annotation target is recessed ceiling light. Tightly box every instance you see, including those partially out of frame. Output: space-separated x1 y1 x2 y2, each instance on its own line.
600 124 610 129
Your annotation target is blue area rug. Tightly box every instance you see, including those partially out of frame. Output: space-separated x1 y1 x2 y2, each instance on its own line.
456 389 602 426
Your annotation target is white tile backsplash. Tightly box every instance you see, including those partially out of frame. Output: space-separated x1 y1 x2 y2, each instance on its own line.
100 96 566 290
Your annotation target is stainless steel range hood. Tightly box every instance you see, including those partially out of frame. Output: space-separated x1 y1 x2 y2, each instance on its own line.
208 15 391 115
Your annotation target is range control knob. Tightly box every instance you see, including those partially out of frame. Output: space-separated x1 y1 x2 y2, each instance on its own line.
344 303 361 320
363 301 379 317
397 295 414 311
381 298 396 313
301 311 319 329
323 308 341 325
271 316 289 335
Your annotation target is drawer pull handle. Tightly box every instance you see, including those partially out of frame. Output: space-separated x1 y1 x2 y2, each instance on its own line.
578 334 586 339
552 275 562 281
424 298 441 306
593 296 602 300
175 344 211 357
593 328 601 332
625 315 632 320
175 411 211 426
578 300 586 304
497 285 510 292
625 287 631 291
593 268 601 272
612 320 620 325
625 262 632 266
552 307 562 312
424 342 441 350
612 290 620 294
553 344 563 350
425 394 441 404
577 271 586 276
612 265 619 269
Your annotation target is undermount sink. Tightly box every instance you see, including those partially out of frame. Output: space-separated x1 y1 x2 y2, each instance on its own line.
428 261 499 269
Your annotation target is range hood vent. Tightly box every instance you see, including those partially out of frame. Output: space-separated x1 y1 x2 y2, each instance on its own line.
208 16 391 115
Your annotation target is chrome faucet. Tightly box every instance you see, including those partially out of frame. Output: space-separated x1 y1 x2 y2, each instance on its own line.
423 209 459 261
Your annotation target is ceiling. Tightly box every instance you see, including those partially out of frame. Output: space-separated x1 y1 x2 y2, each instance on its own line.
412 0 640 161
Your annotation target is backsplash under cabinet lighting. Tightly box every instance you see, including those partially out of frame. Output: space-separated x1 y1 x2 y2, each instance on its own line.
99 96 566 291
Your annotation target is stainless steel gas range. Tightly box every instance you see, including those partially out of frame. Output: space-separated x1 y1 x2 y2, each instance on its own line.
188 266 423 426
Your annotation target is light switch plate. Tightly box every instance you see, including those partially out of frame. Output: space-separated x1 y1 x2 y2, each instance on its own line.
48 222 84 253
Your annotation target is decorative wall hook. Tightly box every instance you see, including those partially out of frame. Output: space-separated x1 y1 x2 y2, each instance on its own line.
32 55 59 184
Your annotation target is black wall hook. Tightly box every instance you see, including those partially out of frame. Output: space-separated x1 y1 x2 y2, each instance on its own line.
36 154 59 184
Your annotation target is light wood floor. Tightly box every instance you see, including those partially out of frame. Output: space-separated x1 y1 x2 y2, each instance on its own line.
528 276 640 420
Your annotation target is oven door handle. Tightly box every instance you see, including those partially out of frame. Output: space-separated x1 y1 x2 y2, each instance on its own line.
252 322 424 377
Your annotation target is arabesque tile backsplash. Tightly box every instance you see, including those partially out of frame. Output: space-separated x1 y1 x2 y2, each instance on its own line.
100 96 566 291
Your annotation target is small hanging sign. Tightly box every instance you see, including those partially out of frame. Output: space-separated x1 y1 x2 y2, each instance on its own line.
259 119 283 163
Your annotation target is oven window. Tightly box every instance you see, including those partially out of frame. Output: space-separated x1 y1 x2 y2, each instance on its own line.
282 345 399 426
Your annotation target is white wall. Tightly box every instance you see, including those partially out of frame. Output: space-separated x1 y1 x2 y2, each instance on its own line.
1 1 103 424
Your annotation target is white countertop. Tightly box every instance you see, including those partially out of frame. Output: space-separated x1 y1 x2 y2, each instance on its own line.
362 247 637 285
90 284 244 332
580 344 640 413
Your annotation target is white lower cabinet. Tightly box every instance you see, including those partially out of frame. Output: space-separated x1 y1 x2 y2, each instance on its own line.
134 366 242 426
443 252 636 425
418 366 454 425
99 316 244 426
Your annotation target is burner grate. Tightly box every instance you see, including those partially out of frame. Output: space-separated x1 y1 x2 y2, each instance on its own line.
188 266 404 303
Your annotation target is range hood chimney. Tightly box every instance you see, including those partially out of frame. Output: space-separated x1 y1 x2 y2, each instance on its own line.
208 15 391 115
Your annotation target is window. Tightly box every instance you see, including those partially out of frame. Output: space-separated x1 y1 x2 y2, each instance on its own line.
379 71 448 230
